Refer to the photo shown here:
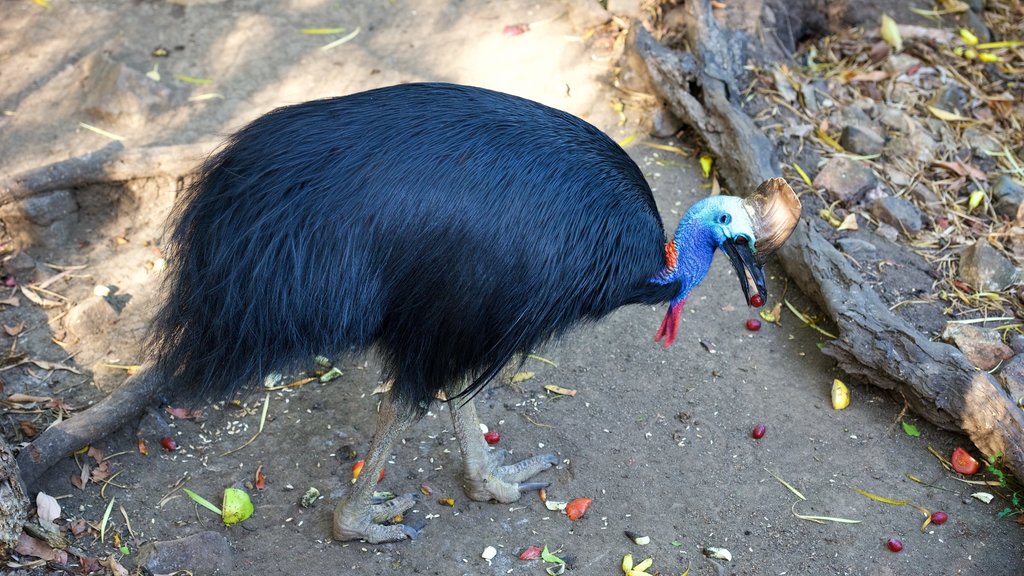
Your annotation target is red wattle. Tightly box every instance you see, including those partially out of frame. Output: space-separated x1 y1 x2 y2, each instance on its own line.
654 299 685 348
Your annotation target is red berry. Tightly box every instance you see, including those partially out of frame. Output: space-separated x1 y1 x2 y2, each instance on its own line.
752 423 766 439
160 436 178 451
749 294 764 307
931 511 948 525
745 318 762 331
886 538 903 553
484 431 500 445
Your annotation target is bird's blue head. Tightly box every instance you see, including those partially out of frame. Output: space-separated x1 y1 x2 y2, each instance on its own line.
653 178 801 346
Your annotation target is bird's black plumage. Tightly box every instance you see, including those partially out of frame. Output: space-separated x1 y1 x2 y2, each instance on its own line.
149 83 679 413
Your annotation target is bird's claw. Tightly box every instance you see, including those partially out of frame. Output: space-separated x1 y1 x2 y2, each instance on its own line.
464 452 558 503
333 492 421 543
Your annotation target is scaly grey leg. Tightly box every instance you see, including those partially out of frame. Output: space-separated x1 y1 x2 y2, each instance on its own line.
333 397 421 543
450 397 558 503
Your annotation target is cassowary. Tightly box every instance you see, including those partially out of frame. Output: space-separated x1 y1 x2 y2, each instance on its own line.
150 83 800 543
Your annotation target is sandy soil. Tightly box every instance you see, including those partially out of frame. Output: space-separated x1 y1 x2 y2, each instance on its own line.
1 1 1021 575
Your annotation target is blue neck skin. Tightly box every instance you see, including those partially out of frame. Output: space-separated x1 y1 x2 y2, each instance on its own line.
652 218 717 304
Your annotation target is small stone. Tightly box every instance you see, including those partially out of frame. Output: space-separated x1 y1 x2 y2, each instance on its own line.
962 0 983 12
80 51 173 129
650 106 682 139
933 84 967 115
942 323 1014 371
886 53 923 76
65 296 119 338
874 222 900 242
836 237 878 259
962 127 1001 157
998 355 1024 405
565 0 611 30
869 196 925 235
1009 333 1024 355
839 125 885 155
959 240 1021 292
992 175 1024 222
0 190 79 250
134 532 232 575
813 156 877 205
908 182 941 207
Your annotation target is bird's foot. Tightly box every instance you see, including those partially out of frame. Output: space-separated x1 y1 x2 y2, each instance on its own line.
333 493 421 543
463 450 559 503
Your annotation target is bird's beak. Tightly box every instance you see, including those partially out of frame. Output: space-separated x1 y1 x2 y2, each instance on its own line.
722 237 766 304
728 177 802 304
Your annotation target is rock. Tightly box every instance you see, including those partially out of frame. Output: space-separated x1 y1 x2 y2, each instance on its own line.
565 0 611 30
65 296 119 338
942 323 1014 371
812 156 877 205
1009 332 1024 355
137 407 174 440
879 112 940 163
839 124 885 155
875 222 899 242
650 106 682 138
908 182 941 207
605 0 642 18
2 252 37 277
80 51 173 130
992 175 1024 222
999 355 1024 405
134 532 232 575
962 127 1001 157
836 237 877 259
962 0 983 12
0 190 79 250
869 196 925 235
958 240 1021 292
933 83 967 115
886 53 922 76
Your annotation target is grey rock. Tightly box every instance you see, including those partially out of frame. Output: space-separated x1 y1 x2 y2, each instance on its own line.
886 53 923 76
908 182 941 207
869 196 925 235
992 175 1024 222
875 222 899 242
884 129 939 163
999 355 1024 405
836 237 877 259
0 190 79 250
1009 332 1024 354
134 531 232 575
565 0 611 31
839 124 885 155
962 127 1001 157
650 106 682 139
933 83 967 115
812 156 877 205
65 296 119 338
942 323 1014 371
963 0 983 12
959 240 1020 292
3 251 37 276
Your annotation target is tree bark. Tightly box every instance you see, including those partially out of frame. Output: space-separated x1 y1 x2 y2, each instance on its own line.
631 0 1024 480
0 433 28 558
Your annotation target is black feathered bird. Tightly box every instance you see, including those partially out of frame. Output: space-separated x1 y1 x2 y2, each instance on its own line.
150 83 800 543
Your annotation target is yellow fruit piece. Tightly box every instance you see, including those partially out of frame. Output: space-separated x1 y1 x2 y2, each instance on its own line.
959 28 979 46
622 553 634 572
880 14 903 51
831 379 850 410
700 155 714 178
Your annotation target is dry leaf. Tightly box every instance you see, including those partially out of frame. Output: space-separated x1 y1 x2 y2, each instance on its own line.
544 384 577 396
511 371 535 383
15 533 67 563
100 555 129 576
927 106 972 123
4 320 26 336
0 296 20 307
36 491 61 522
18 420 39 438
6 393 53 403
880 14 903 51
837 213 859 231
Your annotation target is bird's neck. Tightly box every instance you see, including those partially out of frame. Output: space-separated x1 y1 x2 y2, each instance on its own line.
652 218 716 300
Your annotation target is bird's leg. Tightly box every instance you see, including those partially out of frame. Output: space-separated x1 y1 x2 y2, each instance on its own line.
333 397 421 543
450 397 558 503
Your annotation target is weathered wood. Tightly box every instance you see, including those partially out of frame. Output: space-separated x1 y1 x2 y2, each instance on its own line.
0 433 28 558
631 0 1024 481
0 141 217 208
17 365 166 490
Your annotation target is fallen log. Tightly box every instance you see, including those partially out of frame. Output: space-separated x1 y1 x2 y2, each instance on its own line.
0 141 218 208
631 0 1024 480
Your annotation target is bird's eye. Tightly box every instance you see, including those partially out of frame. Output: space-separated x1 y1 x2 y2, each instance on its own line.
718 213 731 224
735 236 749 245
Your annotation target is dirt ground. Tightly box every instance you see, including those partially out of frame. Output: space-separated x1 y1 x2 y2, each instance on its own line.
1 1 1022 575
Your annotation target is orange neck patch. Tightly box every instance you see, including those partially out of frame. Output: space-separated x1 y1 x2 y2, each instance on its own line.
664 241 678 271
